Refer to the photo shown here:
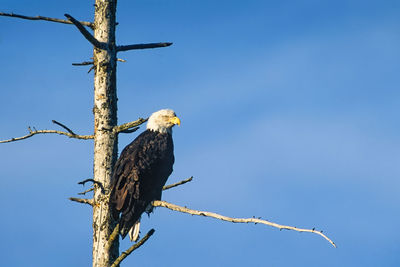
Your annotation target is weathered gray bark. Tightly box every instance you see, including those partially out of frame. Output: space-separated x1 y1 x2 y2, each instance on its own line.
92 0 119 266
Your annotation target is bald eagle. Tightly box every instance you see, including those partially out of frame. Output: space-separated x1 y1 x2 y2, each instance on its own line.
110 109 181 241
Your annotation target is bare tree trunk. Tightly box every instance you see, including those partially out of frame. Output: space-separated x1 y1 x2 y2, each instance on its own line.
92 0 119 266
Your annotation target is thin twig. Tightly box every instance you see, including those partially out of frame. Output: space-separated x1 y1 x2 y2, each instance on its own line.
87 65 95 73
0 12 94 29
78 179 105 194
69 197 94 206
117 42 172 52
52 120 76 135
110 229 155 267
152 200 337 248
119 127 139 134
163 177 193 191
0 128 93 144
64 14 105 49
117 58 126 62
78 187 94 195
113 118 148 134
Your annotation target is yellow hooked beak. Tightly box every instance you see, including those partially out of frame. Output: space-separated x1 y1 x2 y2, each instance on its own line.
169 116 181 126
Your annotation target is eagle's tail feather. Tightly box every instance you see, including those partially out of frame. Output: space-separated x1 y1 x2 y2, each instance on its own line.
128 219 141 242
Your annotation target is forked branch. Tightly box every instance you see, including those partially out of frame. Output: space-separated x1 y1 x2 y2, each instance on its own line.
152 200 337 248
0 126 93 144
0 12 94 29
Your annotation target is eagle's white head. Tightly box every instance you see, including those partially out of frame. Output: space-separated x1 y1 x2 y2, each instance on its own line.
147 109 181 134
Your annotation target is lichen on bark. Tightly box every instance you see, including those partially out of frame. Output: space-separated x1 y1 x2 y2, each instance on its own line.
92 1 119 266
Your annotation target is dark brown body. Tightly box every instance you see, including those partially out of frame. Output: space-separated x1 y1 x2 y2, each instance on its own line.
110 129 174 238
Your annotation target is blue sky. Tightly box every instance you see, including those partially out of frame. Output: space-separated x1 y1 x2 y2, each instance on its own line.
1 0 399 266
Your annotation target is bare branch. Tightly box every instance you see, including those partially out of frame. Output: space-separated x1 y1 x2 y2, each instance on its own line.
78 187 94 195
52 120 76 135
113 118 148 134
72 61 94 66
64 14 106 49
117 42 172 52
78 179 105 194
69 197 94 206
110 229 155 267
87 65 95 73
0 12 94 29
153 200 337 248
163 177 193 191
119 127 139 134
106 224 120 252
73 58 124 66
0 127 93 144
